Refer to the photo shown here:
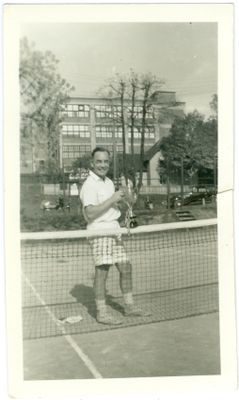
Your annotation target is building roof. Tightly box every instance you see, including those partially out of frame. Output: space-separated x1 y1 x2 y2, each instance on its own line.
64 90 182 105
144 140 161 161
116 141 161 167
117 153 142 169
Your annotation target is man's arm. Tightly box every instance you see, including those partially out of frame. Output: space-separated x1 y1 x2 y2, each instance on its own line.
84 190 125 222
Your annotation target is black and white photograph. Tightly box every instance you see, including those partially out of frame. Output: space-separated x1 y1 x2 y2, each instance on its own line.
3 3 237 398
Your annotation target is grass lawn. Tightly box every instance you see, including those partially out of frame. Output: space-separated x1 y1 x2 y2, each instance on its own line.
20 184 217 232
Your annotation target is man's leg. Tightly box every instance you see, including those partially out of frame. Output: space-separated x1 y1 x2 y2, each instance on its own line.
115 261 132 295
116 262 151 317
94 264 123 325
94 264 109 307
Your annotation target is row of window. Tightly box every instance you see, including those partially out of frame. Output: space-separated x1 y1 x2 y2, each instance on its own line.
62 144 124 159
61 144 154 164
60 104 90 118
128 105 154 119
95 126 112 138
62 145 91 152
60 104 154 119
95 105 154 119
61 125 155 139
128 127 155 139
62 145 91 159
62 125 90 137
95 105 122 119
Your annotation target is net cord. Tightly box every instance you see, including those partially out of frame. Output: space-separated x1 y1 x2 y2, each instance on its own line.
21 218 217 241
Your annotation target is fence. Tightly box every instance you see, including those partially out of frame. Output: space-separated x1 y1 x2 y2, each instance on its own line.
42 183 80 196
41 183 195 196
22 181 216 198
140 185 191 195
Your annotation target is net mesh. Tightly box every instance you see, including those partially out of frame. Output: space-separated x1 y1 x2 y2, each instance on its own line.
21 220 218 339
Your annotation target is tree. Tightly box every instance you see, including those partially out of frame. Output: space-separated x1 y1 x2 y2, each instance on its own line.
20 37 74 175
136 73 164 192
101 73 129 183
209 93 218 186
101 71 165 193
209 94 218 119
72 154 92 172
159 108 218 185
128 71 138 187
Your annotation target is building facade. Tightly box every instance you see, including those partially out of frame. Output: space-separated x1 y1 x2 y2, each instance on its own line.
59 91 185 171
20 91 185 175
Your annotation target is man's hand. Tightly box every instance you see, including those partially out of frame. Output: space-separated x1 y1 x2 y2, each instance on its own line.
84 189 125 222
111 189 125 204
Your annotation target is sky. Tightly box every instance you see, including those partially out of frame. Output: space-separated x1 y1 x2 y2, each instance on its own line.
21 22 217 117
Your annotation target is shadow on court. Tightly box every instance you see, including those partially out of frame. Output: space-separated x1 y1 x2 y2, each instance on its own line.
70 284 127 317
23 313 221 380
70 284 96 318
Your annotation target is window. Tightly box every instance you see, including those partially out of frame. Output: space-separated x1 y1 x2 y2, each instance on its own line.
62 145 91 159
60 104 90 118
113 105 122 114
145 126 155 139
128 127 141 139
68 105 78 112
128 105 153 119
77 104 90 118
96 126 113 138
128 126 155 139
115 126 122 138
95 105 113 118
116 145 123 153
62 125 90 137
128 105 143 119
146 107 154 119
101 144 113 153
95 105 121 118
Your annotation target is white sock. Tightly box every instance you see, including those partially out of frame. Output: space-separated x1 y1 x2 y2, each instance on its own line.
123 292 133 305
96 299 107 312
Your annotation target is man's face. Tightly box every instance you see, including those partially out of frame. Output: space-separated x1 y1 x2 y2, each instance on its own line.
91 151 110 178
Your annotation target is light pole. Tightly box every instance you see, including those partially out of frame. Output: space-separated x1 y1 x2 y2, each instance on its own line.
62 162 66 201
166 157 171 210
180 156 184 204
213 154 218 191
112 106 118 187
112 127 117 184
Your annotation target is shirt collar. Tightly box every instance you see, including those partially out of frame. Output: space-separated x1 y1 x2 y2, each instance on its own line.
89 170 109 182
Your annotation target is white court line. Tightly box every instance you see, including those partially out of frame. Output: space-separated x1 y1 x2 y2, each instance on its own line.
22 272 103 379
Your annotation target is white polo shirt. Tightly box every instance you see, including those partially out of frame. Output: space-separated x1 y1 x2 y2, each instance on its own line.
80 170 121 230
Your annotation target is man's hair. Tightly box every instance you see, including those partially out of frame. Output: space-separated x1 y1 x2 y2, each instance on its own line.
91 147 110 158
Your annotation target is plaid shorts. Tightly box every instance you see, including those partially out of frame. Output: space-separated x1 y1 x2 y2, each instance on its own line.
89 235 128 267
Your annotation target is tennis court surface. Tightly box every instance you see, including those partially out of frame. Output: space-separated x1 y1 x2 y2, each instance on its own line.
21 219 221 379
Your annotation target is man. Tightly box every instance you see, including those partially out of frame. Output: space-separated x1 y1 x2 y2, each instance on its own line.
80 147 149 325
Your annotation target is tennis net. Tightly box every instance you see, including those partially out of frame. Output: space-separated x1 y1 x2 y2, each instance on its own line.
21 219 218 339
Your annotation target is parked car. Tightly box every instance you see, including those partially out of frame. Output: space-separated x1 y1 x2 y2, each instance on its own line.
69 173 81 182
170 188 216 208
40 196 70 212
